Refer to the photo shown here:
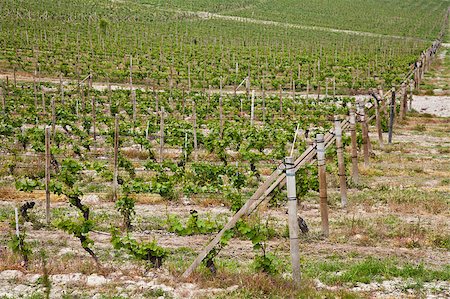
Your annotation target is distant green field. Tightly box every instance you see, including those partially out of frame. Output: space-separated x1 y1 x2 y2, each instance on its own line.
139 0 450 39
0 0 447 91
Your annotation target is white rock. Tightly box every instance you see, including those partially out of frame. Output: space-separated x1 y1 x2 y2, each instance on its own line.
82 194 100 205
13 284 30 294
51 273 84 285
183 283 196 290
57 247 77 256
86 274 108 286
25 274 41 283
151 284 173 293
0 270 24 280
226 285 239 292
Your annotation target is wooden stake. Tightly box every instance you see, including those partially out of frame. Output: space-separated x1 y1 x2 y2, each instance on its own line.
92 97 97 152
33 70 38 109
59 73 64 105
334 117 347 208
220 80 224 138
388 89 395 144
159 107 165 162
250 90 255 126
316 134 329 237
349 109 359 184
41 87 45 113
285 156 301 287
132 89 137 124
113 114 119 201
193 101 198 161
373 95 384 148
15 208 20 237
358 102 369 167
279 87 283 115
0 85 4 114
45 126 51 224
13 67 16 88
409 80 414 111
51 98 56 138
188 63 191 93
400 83 407 121
333 77 336 98
262 80 266 123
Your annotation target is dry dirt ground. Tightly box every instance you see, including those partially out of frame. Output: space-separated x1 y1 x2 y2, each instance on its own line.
0 52 449 299
0 104 449 298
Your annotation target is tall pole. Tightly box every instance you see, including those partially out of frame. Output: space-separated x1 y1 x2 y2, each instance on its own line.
316 134 329 237
334 117 347 208
113 114 119 201
285 156 301 287
45 127 51 224
388 88 395 144
349 109 359 184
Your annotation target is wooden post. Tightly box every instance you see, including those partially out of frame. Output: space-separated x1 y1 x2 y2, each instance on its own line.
33 70 38 110
388 89 395 144
279 86 283 115
291 73 295 100
45 127 51 224
334 117 347 208
15 208 20 237
129 55 133 91
349 109 359 184
59 73 64 105
400 83 407 120
409 80 414 111
250 90 255 126
51 98 56 138
0 85 4 114
41 87 46 113
113 114 119 201
13 67 16 88
188 63 191 93
155 89 159 113
132 89 137 124
333 77 336 98
219 80 224 138
373 95 384 148
316 134 329 237
234 62 238 97
306 80 310 101
182 89 185 116
262 80 266 123
246 67 250 100
193 101 198 161
285 156 301 287
358 102 369 167
91 97 97 152
159 107 165 162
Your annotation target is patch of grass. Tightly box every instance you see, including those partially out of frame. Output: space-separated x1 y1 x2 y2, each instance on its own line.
428 234 450 250
413 124 427 132
350 188 449 214
0 205 14 222
304 257 450 286
436 146 450 154
195 271 361 299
